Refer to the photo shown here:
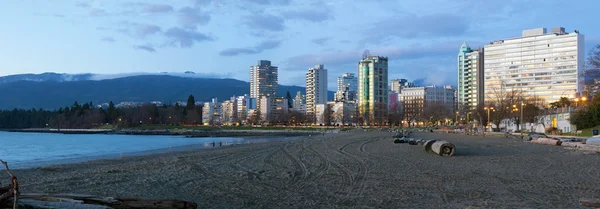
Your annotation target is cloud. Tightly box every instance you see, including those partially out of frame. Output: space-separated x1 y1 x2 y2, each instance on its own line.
177 7 211 29
283 10 333 22
219 40 281 56
89 8 106 16
243 13 285 31
246 0 291 5
133 44 156 52
312 37 331 45
100 37 116 42
286 42 458 68
142 4 174 13
164 27 214 48
75 1 90 8
96 26 110 31
362 13 469 44
88 71 233 80
282 1 333 23
33 13 66 18
135 24 161 37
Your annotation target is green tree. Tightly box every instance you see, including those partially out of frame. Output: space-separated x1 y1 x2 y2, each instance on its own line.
186 95 195 109
285 91 292 108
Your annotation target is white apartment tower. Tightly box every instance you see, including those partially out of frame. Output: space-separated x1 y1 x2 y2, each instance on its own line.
250 60 278 99
484 27 584 104
306 64 328 119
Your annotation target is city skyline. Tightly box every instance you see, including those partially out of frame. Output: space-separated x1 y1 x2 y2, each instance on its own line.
2 0 599 90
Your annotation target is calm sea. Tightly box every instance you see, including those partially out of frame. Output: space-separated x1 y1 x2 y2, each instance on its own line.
0 131 295 169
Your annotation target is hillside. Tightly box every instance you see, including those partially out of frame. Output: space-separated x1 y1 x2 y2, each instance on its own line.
0 75 331 110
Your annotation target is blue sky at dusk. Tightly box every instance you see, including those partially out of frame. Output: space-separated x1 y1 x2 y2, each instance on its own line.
1 0 599 90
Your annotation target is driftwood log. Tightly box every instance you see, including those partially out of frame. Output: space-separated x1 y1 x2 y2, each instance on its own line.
586 138 600 145
0 160 18 209
579 198 600 208
561 141 584 147
394 138 406 144
0 159 197 209
573 144 600 152
530 138 562 146
6 193 198 209
424 140 455 156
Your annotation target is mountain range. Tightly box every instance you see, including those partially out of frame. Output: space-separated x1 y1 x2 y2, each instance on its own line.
0 73 327 110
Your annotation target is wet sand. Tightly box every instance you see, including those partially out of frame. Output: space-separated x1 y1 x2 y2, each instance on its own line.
10 131 600 208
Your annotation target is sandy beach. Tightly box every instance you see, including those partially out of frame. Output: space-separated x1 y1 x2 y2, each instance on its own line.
9 131 600 208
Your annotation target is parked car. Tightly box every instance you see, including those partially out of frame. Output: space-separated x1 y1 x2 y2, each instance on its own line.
524 132 548 141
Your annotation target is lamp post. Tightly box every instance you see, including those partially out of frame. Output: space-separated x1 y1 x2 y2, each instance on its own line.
455 111 459 125
484 107 494 131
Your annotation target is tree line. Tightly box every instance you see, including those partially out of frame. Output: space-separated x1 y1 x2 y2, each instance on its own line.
0 95 203 129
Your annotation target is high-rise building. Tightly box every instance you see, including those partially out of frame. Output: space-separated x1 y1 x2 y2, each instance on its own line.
259 96 272 123
292 91 306 113
236 95 250 123
401 86 456 124
337 73 358 92
390 79 414 93
220 99 236 126
250 60 278 99
484 27 584 104
358 56 389 125
202 99 221 125
458 42 484 112
335 73 358 102
306 64 328 120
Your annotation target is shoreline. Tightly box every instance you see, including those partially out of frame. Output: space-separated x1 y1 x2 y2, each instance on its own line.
3 128 328 137
10 135 302 170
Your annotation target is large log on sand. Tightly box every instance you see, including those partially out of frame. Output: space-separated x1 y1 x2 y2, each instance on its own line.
423 140 455 156
574 144 600 152
561 142 584 147
579 198 600 208
6 193 197 209
586 138 600 145
530 138 562 146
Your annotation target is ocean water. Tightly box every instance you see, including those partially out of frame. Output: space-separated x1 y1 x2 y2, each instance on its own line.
0 132 295 169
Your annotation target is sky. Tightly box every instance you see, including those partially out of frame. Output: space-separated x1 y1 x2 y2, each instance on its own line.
1 0 599 90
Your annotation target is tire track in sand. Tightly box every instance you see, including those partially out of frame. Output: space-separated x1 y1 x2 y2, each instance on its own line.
338 137 371 198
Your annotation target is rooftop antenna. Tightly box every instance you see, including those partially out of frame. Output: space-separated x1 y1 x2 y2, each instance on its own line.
362 49 370 59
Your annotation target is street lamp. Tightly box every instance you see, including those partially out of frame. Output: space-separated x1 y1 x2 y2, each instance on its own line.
513 103 524 131
455 111 459 125
484 107 494 131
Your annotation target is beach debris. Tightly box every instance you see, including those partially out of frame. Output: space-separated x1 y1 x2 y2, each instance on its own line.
530 138 562 146
0 160 18 209
561 141 584 148
11 193 197 209
423 140 455 156
0 159 197 209
570 144 600 153
586 137 600 145
394 138 407 144
579 198 600 208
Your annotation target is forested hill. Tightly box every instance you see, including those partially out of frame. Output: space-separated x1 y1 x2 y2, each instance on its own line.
0 75 332 110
